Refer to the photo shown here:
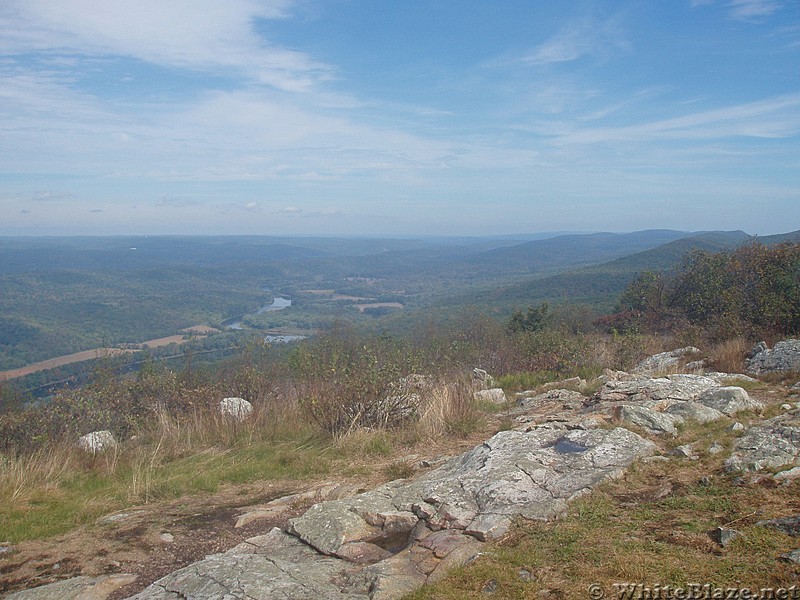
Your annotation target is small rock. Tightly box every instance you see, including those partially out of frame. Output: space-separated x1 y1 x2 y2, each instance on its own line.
782 403 793 410
98 510 145 525
641 455 670 463
159 532 174 544
670 444 699 460
707 442 725 455
709 527 741 547
518 568 535 582
481 578 499 595
0 545 14 555
699 476 713 486
472 368 494 389
780 549 800 564
728 422 745 432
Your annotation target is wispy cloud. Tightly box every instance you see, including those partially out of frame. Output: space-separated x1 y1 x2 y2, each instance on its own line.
0 0 329 92
523 16 628 66
545 93 800 145
692 0 784 22
729 0 782 21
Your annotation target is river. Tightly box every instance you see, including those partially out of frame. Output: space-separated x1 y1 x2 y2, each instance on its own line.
223 297 292 330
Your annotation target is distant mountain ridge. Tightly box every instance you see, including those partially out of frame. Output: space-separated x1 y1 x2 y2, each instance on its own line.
454 229 800 312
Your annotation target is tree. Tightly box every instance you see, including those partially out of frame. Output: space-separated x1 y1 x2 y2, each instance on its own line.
507 302 549 334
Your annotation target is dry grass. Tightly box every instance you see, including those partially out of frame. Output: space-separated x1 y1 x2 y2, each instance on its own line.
413 377 480 440
0 374 488 544
709 337 749 374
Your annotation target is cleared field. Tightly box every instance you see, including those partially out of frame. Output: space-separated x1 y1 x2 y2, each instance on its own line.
0 329 216 382
0 348 136 381
355 302 404 313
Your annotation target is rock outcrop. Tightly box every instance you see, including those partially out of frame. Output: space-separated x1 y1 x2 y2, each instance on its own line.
746 339 800 375
125 427 656 599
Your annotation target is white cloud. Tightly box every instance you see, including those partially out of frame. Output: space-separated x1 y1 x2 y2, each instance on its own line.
0 0 329 91
523 16 628 66
545 93 800 145
729 0 782 20
691 0 784 22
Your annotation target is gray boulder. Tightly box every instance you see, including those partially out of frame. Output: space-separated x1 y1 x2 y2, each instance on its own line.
696 386 763 416
612 404 680 435
77 430 117 454
218 397 253 421
664 401 725 424
473 388 507 404
725 415 800 472
746 339 800 375
632 347 702 376
593 374 720 406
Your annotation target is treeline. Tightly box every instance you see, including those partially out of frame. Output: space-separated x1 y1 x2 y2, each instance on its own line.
602 242 800 339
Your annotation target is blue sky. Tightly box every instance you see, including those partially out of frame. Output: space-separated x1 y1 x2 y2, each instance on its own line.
1 0 798 236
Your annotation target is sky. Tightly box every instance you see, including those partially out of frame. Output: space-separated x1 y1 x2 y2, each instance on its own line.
1 0 799 237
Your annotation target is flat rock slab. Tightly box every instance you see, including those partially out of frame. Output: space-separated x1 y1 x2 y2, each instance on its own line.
127 528 369 599
757 515 800 537
290 427 656 553
7 574 138 600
